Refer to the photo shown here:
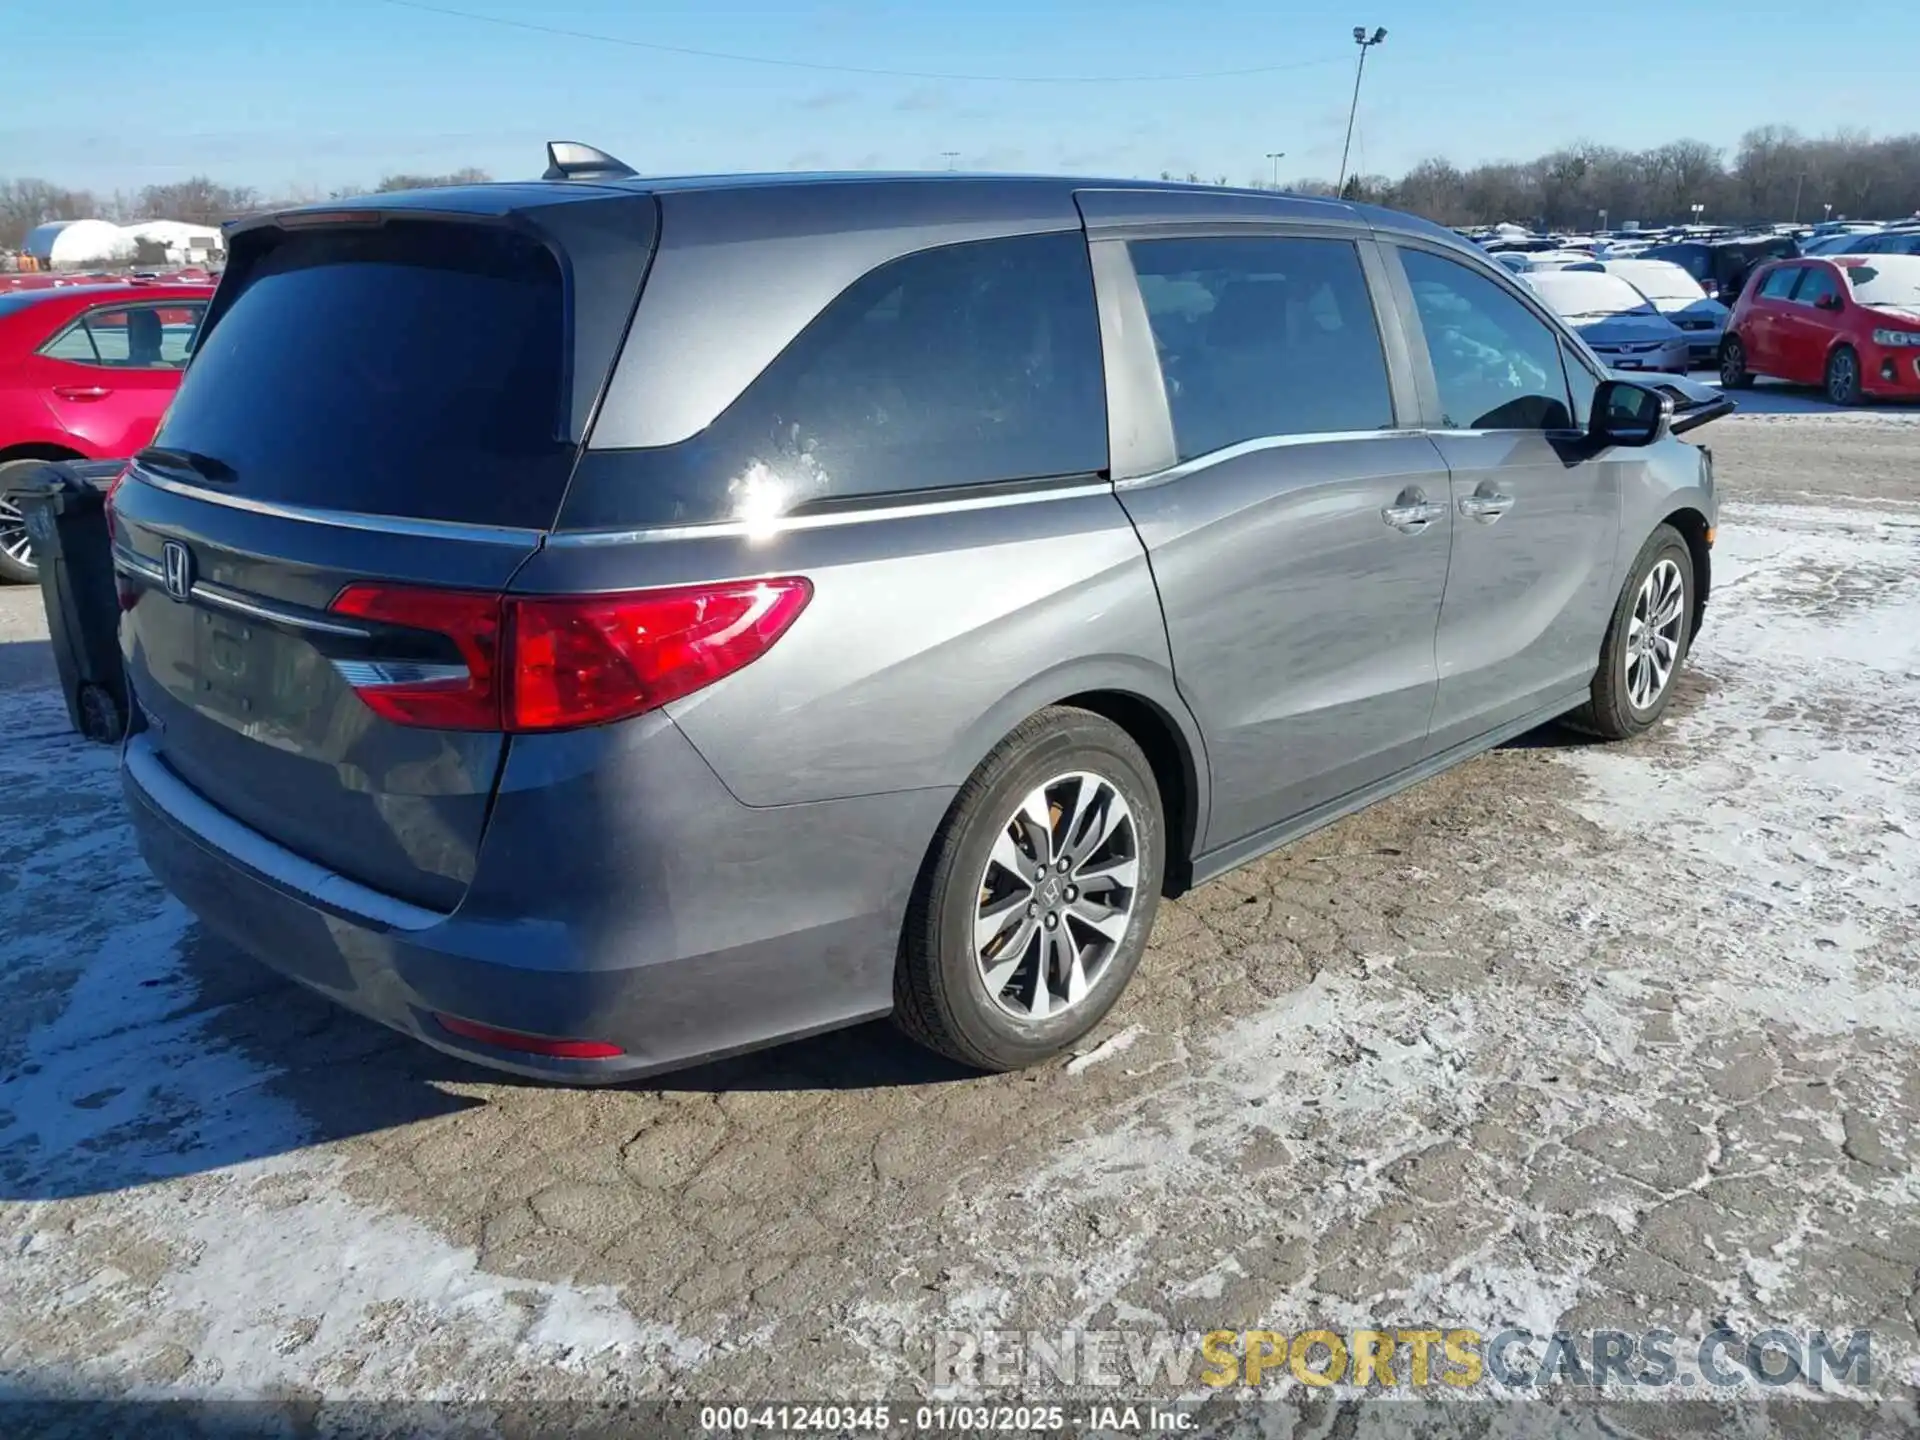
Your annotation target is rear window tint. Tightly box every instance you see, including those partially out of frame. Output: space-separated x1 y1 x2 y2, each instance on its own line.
156 221 570 530
562 230 1107 530
1758 267 1801 300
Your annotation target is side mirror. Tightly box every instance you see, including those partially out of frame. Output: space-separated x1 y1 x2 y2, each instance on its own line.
1816 291 1843 312
1591 379 1673 447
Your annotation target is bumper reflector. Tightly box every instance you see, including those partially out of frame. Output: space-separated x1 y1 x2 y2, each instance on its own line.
434 1013 624 1059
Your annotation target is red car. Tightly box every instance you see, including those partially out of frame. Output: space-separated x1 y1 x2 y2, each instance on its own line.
0 280 214 581
1719 254 1920 407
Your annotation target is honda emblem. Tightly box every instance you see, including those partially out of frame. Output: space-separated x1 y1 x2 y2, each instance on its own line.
162 541 193 602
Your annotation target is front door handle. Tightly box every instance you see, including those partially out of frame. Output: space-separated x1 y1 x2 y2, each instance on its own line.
1459 491 1515 522
52 385 114 401
1381 492 1448 534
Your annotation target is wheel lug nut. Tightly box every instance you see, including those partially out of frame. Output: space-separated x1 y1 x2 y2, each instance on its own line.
1064 885 1077 902
1056 858 1070 873
1044 913 1058 929
1027 902 1039 917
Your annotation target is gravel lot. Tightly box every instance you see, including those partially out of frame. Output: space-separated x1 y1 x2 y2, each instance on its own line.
3 391 1919 1427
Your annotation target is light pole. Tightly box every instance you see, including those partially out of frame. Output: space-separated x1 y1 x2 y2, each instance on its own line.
1266 151 1286 188
1598 207 1608 232
941 151 960 171
1690 202 1704 228
1791 171 1805 224
1824 203 1833 222
1337 26 1387 193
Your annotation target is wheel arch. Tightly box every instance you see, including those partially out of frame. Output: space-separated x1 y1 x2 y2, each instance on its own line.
0 441 88 468
1659 505 1712 635
950 659 1211 898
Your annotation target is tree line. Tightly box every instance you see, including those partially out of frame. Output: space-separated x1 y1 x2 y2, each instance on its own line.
0 170 491 252
7 124 1920 254
1270 126 1920 230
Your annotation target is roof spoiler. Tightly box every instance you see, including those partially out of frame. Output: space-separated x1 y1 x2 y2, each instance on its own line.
543 141 638 183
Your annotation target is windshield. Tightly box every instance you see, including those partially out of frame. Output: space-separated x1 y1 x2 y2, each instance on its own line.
1840 256 1920 308
1606 261 1706 303
1525 270 1656 318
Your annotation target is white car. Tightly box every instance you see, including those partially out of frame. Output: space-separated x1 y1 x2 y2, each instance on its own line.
1522 269 1692 374
1590 258 1729 366
1492 249 1597 275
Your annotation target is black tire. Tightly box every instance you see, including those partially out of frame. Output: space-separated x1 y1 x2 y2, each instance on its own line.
894 705 1165 1072
0 459 47 584
1718 335 1753 390
1825 344 1863 406
1565 524 1695 741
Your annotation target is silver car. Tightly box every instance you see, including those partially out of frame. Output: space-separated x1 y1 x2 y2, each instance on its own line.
113 149 1719 1081
1524 269 1694 374
1595 258 1731 365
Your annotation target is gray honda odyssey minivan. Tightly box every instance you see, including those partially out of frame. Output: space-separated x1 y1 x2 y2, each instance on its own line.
113 145 1717 1081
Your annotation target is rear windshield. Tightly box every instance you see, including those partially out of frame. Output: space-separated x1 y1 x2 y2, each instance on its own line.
156 220 571 530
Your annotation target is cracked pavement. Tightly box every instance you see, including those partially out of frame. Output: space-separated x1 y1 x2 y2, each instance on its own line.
2 410 1920 1423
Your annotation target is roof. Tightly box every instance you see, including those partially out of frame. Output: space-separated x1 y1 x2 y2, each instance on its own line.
250 170 1470 252
0 281 215 326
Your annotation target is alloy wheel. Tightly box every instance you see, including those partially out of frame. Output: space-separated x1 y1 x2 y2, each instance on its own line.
1624 558 1685 710
0 495 32 573
1719 340 1744 388
973 771 1140 1020
1828 349 1859 405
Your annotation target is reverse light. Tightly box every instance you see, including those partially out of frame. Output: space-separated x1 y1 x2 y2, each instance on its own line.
1871 328 1920 346
330 584 503 730
433 1013 624 1060
327 578 812 733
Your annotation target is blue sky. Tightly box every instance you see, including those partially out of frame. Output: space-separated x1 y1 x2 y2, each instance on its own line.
3 0 1916 196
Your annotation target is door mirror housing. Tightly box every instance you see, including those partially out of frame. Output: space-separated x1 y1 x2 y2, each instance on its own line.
1591 378 1673 447
1816 291 1843 312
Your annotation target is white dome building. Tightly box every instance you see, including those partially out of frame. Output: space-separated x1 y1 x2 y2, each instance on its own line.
23 218 138 269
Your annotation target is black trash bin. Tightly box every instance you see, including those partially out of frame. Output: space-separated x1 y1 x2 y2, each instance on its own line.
13 459 130 744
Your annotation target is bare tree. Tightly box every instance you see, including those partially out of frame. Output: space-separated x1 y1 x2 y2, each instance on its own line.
373 168 492 193
0 179 97 251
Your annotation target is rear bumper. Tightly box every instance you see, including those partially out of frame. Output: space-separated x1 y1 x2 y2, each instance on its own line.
123 720 952 1083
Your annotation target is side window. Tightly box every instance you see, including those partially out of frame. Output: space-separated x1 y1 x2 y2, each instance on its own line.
1794 268 1840 307
573 231 1108 527
40 322 100 363
1561 341 1599 429
1125 236 1394 461
1399 248 1574 430
1758 266 1802 300
41 302 206 369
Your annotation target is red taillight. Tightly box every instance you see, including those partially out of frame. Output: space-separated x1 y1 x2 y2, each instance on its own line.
508 579 812 732
433 1013 624 1060
330 584 503 730
327 578 811 733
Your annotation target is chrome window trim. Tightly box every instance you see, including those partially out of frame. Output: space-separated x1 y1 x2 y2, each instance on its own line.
545 477 1116 547
1111 429 1428 493
128 465 545 548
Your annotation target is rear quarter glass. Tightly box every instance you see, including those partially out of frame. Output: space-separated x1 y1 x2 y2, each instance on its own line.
559 229 1109 531
153 210 650 531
